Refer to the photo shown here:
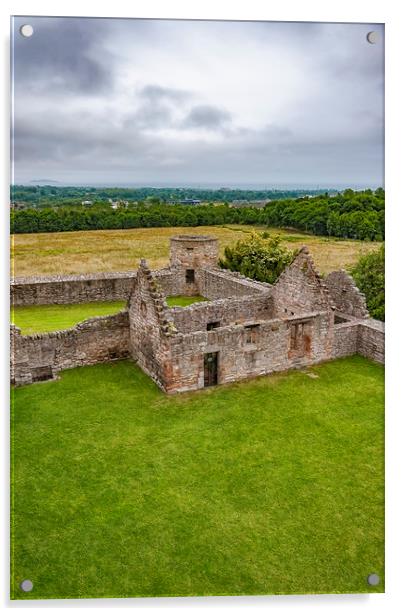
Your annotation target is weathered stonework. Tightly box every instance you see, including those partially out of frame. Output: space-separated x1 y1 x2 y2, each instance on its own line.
11 311 130 386
11 234 384 389
325 270 369 319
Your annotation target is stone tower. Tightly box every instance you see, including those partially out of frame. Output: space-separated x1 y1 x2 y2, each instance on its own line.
169 235 219 296
169 235 219 269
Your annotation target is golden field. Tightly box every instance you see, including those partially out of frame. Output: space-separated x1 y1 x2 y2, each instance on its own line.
11 225 381 278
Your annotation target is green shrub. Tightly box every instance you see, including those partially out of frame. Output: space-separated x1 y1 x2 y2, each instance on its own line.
219 232 296 284
350 244 384 320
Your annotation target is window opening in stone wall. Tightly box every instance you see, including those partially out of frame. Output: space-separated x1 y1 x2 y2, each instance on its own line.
334 314 349 324
186 247 194 252
207 321 221 331
140 300 147 316
31 365 53 382
289 321 311 356
245 324 260 344
185 269 195 283
290 323 302 350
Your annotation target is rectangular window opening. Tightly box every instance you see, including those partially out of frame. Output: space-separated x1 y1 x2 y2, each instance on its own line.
245 324 260 344
207 321 221 331
31 365 53 382
289 320 311 355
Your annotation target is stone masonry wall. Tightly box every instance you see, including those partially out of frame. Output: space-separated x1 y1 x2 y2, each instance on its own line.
11 311 130 386
325 270 369 318
169 235 219 269
198 268 271 299
165 311 332 393
332 318 384 363
358 319 385 363
11 270 175 306
169 293 273 334
272 247 334 318
332 322 359 359
128 261 176 390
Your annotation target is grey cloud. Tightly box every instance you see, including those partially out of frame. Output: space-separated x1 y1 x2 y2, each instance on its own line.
11 18 384 186
140 84 192 101
12 17 112 94
182 105 232 130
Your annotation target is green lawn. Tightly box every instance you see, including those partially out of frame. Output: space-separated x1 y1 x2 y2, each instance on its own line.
11 356 384 599
11 301 127 335
166 295 207 307
11 297 206 334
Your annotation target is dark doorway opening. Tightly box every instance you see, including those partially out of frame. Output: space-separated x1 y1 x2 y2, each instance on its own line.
204 352 218 387
185 269 195 283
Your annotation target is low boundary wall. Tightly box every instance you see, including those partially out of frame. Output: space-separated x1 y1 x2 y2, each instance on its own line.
11 311 130 386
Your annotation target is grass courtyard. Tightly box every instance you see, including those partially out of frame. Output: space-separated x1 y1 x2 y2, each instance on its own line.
11 301 127 335
11 296 206 335
11 356 384 599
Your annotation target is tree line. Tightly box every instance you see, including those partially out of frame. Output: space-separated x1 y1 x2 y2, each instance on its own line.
11 185 330 207
11 188 384 241
262 188 384 240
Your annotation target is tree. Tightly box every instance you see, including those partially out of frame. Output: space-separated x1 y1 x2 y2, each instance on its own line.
219 232 296 284
350 244 385 321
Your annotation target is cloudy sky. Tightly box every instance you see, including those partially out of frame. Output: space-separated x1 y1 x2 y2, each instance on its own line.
11 17 384 187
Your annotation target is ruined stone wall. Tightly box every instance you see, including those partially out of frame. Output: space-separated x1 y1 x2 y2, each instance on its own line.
332 318 384 363
272 248 333 318
11 270 175 306
128 261 175 390
197 268 271 299
169 293 273 334
11 311 130 386
325 270 369 318
165 311 332 393
332 321 359 358
358 319 385 364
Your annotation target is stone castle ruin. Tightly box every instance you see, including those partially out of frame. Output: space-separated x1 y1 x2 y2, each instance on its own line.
11 235 384 391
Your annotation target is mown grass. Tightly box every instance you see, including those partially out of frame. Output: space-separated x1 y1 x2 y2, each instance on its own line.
11 356 384 599
11 301 126 335
166 295 207 307
11 297 206 334
11 225 380 277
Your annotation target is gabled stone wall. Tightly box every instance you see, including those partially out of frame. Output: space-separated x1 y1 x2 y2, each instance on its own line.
128 260 176 390
325 270 369 318
272 247 334 318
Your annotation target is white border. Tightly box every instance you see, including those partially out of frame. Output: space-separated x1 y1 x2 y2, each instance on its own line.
1 1 400 614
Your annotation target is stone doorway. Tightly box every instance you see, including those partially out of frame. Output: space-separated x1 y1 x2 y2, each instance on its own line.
204 352 218 387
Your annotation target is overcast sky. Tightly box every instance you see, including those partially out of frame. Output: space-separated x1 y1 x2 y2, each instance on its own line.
11 17 384 187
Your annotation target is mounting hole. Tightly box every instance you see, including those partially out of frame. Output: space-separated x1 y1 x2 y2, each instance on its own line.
20 579 33 592
20 24 34 38
366 31 379 45
367 573 380 586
